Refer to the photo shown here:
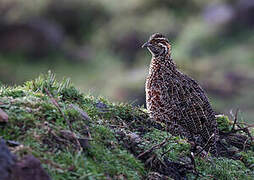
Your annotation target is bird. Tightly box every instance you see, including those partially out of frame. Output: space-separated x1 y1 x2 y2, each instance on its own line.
142 33 219 155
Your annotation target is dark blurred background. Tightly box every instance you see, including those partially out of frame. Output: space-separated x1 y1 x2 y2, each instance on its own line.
0 0 253 122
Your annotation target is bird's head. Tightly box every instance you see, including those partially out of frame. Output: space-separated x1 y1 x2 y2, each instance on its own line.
142 33 171 58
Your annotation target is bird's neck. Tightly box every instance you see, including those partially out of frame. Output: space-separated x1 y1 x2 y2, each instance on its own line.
149 54 176 74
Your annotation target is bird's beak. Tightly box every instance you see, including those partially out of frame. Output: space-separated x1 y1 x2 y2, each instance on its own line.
142 42 151 48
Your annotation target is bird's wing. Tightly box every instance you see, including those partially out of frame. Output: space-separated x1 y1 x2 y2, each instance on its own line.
164 70 216 140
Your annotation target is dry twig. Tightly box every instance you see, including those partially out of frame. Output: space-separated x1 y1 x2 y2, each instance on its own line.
44 88 72 131
137 138 168 158
195 133 215 156
69 104 92 139
231 108 239 132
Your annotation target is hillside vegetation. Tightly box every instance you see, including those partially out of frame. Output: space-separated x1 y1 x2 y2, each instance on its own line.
0 72 254 179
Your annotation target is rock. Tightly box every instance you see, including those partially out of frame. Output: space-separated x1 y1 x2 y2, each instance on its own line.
70 104 91 121
0 108 8 122
95 101 108 112
78 138 90 150
127 132 142 144
0 139 51 180
0 139 16 180
12 155 51 180
6 140 21 147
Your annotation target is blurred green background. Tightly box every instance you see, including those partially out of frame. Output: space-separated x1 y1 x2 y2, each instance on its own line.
0 0 253 122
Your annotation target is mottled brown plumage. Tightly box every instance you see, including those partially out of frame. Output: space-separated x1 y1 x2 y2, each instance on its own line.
143 33 218 155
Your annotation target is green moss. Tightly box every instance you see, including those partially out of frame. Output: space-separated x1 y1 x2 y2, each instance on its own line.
142 129 190 161
239 151 254 170
87 125 145 179
188 157 254 180
216 114 231 133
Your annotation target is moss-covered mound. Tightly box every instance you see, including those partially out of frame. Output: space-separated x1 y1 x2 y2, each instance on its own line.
0 72 254 179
